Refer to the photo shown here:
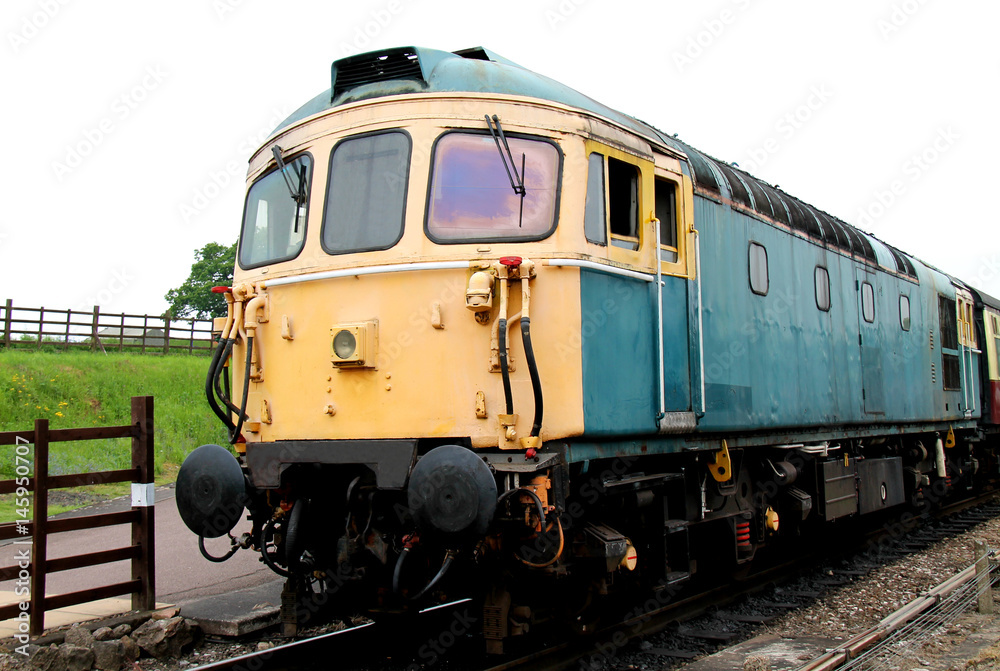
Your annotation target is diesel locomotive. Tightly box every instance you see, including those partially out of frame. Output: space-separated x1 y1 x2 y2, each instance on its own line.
176 46 1000 651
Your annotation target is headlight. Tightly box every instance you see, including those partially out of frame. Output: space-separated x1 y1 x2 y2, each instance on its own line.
333 329 357 360
329 321 378 368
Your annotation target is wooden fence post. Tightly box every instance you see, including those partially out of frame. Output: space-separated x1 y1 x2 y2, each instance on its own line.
131 396 156 611
63 309 71 351
90 306 99 352
3 298 11 346
162 311 171 355
30 419 49 636
36 307 44 349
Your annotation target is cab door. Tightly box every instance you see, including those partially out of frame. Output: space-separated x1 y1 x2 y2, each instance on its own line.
856 268 885 414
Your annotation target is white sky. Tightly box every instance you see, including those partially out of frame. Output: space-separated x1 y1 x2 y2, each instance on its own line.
1 0 997 316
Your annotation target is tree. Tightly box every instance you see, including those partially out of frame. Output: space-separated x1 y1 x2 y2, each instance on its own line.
165 241 237 319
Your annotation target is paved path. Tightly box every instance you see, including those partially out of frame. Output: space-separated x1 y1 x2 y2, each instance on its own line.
0 484 278 606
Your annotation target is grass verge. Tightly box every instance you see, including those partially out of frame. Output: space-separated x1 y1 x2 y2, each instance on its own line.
0 349 227 522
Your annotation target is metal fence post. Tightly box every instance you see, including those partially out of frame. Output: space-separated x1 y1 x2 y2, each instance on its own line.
30 419 49 636
131 396 156 611
976 539 993 614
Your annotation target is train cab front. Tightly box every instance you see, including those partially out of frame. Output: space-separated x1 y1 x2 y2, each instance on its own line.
172 46 702 650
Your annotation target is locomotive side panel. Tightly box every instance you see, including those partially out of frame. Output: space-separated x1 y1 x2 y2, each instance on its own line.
694 191 974 433
696 194 869 431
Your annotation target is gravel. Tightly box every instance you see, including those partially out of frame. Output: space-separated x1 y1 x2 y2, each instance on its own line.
605 503 1000 671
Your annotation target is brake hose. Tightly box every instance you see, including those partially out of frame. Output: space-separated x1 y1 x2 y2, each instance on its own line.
229 336 253 443
199 534 240 563
498 318 514 414
520 317 543 437
214 339 243 418
205 338 233 429
410 552 455 601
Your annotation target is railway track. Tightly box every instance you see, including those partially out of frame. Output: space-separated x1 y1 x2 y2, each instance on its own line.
188 493 1000 671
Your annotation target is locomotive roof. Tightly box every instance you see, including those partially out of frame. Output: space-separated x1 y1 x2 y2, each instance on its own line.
274 46 917 279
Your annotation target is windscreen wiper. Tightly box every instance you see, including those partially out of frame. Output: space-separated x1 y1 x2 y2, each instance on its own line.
484 115 527 227
271 145 307 232
271 145 307 206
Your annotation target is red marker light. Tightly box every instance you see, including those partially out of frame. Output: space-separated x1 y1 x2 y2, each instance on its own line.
211 286 232 294
500 256 522 267
525 447 537 460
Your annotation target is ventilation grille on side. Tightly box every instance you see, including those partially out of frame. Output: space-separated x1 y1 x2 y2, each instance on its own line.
333 48 423 97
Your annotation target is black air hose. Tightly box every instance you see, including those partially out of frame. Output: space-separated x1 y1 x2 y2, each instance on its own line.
260 515 292 578
215 339 244 418
392 547 410 594
410 552 455 601
229 336 253 443
498 318 514 415
198 534 240 563
498 487 546 527
205 338 232 428
284 498 306 570
520 317 543 437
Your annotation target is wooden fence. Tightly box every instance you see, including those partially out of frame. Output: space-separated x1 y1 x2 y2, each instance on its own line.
0 397 156 635
1 299 214 355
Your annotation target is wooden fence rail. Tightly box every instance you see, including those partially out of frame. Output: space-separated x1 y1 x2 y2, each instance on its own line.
0 396 156 636
1 299 214 355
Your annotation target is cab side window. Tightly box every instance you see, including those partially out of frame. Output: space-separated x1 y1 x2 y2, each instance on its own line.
655 178 678 263
585 152 606 246
608 157 639 250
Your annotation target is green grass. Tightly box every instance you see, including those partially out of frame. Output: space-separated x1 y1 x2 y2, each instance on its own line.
0 349 228 522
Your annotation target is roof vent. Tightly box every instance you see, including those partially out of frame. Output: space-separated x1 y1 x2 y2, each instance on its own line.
333 48 423 98
453 47 492 61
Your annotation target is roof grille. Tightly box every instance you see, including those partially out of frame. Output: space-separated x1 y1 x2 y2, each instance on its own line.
333 48 423 97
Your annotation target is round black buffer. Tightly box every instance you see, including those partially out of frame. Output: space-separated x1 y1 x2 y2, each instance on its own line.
407 445 497 537
176 443 247 538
